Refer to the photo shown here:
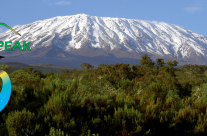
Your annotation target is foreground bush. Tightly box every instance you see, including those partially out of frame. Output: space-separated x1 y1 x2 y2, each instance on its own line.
0 55 207 135
6 108 40 136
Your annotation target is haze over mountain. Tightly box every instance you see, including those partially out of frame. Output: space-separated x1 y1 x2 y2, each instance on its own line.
0 14 207 69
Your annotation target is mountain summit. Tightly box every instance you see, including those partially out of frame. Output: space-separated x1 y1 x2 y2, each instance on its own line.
0 14 207 68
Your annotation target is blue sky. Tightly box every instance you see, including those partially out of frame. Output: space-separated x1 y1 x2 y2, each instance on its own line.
0 0 207 37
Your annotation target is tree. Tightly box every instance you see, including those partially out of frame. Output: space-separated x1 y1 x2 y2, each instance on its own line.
32 69 45 78
97 64 107 69
62 69 69 73
80 63 94 70
0 64 13 73
166 60 178 67
25 66 33 74
156 58 165 67
140 54 155 67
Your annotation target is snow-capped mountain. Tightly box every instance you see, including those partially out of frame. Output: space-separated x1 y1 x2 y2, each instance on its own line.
0 14 207 68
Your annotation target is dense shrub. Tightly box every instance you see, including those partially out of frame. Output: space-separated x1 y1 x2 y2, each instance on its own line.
6 108 40 136
1 54 207 135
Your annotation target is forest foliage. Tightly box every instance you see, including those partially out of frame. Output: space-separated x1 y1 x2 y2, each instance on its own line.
1 54 207 135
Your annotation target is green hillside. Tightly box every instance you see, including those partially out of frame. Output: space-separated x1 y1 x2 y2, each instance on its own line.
0 54 207 135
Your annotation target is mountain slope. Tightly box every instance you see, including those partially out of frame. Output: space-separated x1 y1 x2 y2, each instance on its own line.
0 14 207 68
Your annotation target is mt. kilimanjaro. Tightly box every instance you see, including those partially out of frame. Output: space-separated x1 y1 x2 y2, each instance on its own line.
0 14 207 69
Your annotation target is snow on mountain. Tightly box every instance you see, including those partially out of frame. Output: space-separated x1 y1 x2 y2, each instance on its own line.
0 14 207 59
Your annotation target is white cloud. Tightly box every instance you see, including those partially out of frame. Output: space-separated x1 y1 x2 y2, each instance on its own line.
184 7 203 13
50 1 71 6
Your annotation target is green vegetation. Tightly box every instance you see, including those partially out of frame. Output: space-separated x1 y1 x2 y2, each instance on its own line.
80 63 95 70
1 54 207 135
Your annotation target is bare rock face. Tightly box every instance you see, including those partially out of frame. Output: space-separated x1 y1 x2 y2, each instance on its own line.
0 14 207 69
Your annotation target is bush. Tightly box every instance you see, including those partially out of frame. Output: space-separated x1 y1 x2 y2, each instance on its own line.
81 63 94 70
6 108 40 136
